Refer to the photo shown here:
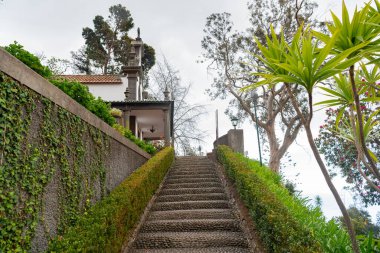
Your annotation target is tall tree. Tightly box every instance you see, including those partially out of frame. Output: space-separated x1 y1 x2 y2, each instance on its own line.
316 107 380 206
201 0 318 172
148 57 207 155
337 206 380 237
72 4 155 75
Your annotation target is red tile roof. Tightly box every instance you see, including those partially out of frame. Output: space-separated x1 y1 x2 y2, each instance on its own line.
58 75 122 84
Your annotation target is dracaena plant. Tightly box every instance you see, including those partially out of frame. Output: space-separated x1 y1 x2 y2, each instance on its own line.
316 67 380 200
314 0 380 190
245 19 367 253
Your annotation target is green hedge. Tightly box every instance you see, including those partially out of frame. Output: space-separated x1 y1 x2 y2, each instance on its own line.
47 147 174 252
217 145 322 252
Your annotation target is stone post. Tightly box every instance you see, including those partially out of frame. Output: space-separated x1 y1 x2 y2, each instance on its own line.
163 109 171 146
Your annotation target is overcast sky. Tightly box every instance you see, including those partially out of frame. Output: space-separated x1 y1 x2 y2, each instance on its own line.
1 0 378 220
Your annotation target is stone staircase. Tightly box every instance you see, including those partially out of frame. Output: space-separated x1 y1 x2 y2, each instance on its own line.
128 156 251 253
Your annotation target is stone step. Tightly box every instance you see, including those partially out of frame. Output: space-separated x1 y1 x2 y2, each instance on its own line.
147 209 234 221
165 178 220 184
156 193 227 203
159 187 224 196
167 174 217 180
170 168 215 173
140 219 241 232
129 247 251 253
151 200 229 211
172 165 213 168
162 182 222 189
133 231 248 249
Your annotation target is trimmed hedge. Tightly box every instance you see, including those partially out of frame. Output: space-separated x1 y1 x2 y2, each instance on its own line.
47 147 174 252
217 145 322 252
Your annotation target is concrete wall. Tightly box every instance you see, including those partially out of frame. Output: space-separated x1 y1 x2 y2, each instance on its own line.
87 76 128 101
0 49 151 252
214 129 244 154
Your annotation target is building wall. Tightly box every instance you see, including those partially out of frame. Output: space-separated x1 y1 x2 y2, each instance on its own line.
86 76 128 101
0 49 151 252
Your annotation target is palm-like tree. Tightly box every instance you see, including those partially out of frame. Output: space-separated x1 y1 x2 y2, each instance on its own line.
314 0 380 184
247 22 366 253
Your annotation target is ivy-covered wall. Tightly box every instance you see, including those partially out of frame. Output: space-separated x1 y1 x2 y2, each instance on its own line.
0 49 150 252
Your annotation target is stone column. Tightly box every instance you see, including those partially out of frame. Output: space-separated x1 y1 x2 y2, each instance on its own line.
163 109 171 146
126 72 138 100
123 109 130 129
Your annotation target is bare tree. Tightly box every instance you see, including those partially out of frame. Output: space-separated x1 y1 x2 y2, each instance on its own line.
200 0 318 172
148 57 207 155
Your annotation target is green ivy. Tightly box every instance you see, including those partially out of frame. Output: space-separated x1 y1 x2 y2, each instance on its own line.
0 73 110 252
47 147 174 252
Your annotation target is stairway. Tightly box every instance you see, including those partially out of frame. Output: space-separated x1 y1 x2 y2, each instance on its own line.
128 156 251 253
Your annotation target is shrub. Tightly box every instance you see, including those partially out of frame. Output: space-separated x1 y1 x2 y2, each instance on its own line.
47 147 174 252
217 145 322 252
110 108 122 117
216 145 376 252
112 124 157 155
50 78 116 126
4 42 52 78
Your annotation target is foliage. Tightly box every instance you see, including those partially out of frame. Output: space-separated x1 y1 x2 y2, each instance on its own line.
113 124 156 155
71 4 155 75
4 41 117 127
315 108 380 206
245 2 380 250
217 145 323 252
45 57 71 75
110 107 122 117
4 42 52 78
148 57 207 155
200 0 317 171
217 145 380 252
50 78 116 126
47 147 174 252
337 206 380 237
0 73 109 251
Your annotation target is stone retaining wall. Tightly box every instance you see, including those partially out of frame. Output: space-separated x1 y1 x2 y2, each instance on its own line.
0 49 150 252
213 129 244 153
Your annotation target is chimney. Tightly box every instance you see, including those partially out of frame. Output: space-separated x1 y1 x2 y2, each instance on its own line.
121 29 144 101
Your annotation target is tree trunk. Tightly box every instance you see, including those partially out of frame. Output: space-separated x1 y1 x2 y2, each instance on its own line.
304 125 360 253
285 84 360 253
267 122 280 172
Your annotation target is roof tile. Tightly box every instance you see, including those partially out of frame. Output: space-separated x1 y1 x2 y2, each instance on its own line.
57 75 122 84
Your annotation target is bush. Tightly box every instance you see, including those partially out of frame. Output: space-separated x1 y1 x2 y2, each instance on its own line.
216 145 377 252
47 147 174 252
113 124 157 155
217 145 322 252
50 78 116 126
4 42 52 78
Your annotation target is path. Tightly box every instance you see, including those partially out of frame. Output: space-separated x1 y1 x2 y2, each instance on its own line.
127 156 252 253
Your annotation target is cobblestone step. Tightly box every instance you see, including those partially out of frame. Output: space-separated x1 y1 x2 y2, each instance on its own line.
147 209 234 221
156 193 227 203
133 232 248 249
159 187 224 196
140 219 241 232
167 174 217 180
165 177 220 184
151 200 230 211
163 182 222 189
128 156 250 252
170 170 215 175
168 172 217 178
129 247 251 253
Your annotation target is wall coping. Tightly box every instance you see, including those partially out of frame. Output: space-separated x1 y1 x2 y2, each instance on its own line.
0 48 151 159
